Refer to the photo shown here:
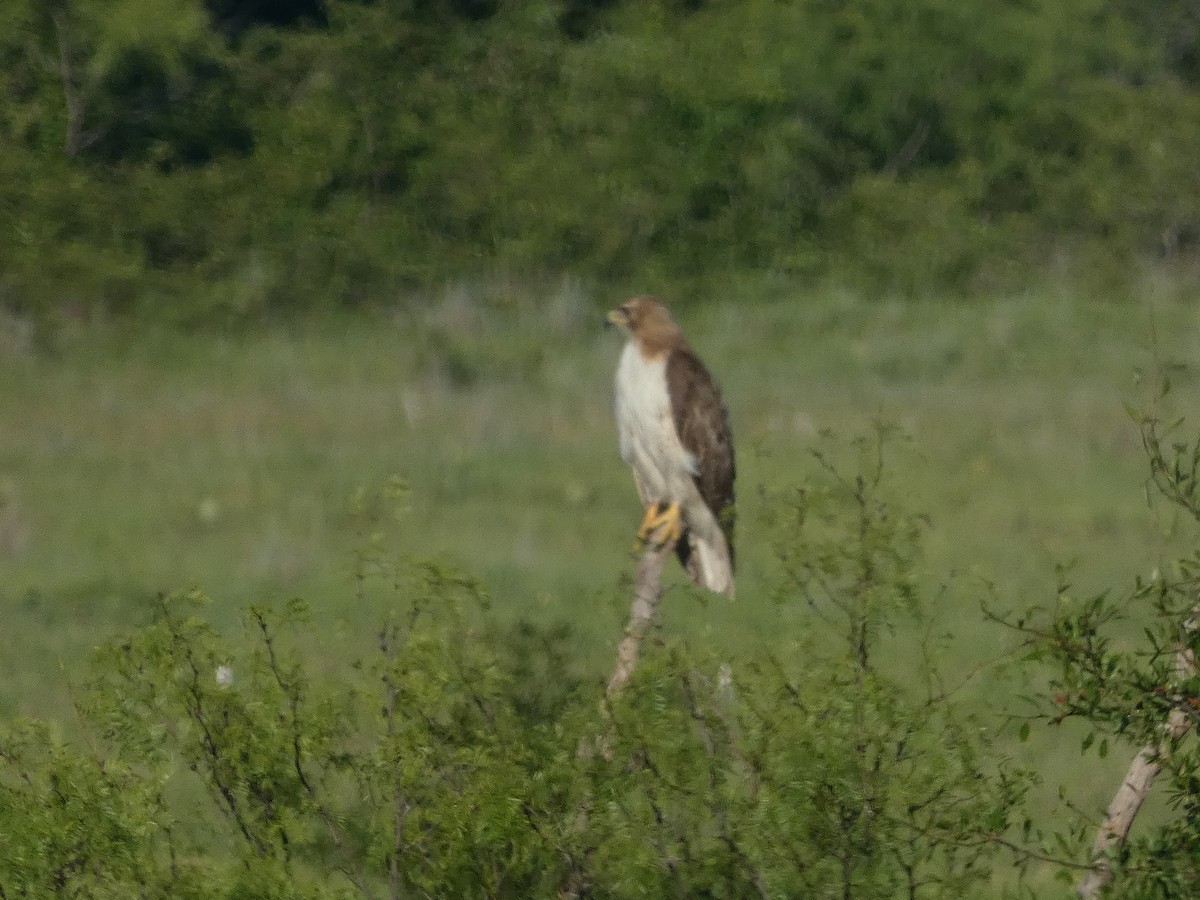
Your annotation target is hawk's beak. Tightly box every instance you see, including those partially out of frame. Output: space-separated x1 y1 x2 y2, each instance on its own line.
605 308 624 329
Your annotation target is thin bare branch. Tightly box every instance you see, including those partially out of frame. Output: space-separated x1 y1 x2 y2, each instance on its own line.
1076 604 1200 899
606 542 672 698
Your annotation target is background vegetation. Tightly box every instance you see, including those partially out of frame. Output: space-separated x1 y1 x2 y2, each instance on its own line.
3 290 1200 896
3 0 1200 324
4 0 1200 895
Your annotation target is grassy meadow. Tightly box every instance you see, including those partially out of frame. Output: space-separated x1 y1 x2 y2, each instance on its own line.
2 280 1199 853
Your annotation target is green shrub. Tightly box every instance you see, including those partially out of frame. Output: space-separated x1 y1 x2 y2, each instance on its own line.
993 385 1200 897
0 431 1048 897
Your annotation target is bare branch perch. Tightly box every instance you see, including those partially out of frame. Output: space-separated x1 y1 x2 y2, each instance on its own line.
606 542 672 698
1076 604 1200 899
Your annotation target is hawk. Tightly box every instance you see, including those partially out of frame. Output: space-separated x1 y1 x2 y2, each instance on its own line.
606 296 736 597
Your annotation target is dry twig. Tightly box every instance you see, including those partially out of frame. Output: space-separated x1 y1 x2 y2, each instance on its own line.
606 542 672 697
1076 604 1200 899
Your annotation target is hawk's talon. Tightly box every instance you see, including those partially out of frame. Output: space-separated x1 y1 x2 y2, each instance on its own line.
636 501 662 546
635 500 683 550
632 501 660 553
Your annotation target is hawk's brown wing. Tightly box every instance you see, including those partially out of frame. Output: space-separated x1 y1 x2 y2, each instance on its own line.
666 344 735 570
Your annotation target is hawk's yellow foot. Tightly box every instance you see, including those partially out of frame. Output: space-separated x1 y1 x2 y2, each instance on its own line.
632 501 659 552
636 501 661 546
635 500 683 550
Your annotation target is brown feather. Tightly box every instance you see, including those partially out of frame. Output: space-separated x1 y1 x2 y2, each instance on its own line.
665 344 736 570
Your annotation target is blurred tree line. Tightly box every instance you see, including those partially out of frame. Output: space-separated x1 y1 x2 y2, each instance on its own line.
2 0 1198 321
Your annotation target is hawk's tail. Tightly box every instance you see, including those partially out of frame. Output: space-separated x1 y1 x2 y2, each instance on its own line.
677 530 735 599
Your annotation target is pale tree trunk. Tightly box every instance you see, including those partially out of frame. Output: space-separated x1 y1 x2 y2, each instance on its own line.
564 544 673 896
1076 605 1200 899
606 542 671 697
51 3 105 158
575 542 670 765
52 8 85 158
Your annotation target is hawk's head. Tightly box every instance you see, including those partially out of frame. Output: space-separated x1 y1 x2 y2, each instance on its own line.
606 296 680 347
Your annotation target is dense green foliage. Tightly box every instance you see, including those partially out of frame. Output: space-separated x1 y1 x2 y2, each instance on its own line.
2 0 1199 321
7 417 1200 896
994 387 1200 898
7 343 1200 897
0 434 1046 898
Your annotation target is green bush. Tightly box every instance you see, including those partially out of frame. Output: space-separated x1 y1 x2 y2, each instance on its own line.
8 420 1200 895
0 432 1047 898
993 385 1200 897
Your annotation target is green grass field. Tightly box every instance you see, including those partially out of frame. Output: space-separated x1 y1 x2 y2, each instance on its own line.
2 282 1199 864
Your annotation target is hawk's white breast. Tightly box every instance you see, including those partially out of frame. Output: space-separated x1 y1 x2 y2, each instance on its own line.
614 342 697 503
